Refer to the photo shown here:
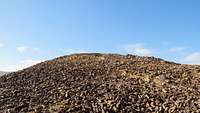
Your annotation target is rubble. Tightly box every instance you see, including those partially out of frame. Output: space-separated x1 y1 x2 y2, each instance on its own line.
0 53 200 112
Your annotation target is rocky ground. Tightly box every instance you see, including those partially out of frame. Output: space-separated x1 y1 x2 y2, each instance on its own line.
1 53 200 113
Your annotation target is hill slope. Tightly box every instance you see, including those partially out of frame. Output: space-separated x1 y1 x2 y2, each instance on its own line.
1 53 200 112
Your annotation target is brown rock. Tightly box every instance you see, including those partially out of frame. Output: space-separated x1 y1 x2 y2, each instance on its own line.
0 53 200 112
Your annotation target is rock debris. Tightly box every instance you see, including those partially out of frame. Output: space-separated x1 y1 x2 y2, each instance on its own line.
0 53 200 113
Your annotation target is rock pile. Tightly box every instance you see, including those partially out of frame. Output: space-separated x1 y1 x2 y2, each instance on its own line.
1 53 200 113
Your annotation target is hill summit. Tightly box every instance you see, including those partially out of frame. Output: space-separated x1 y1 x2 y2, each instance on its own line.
1 53 200 112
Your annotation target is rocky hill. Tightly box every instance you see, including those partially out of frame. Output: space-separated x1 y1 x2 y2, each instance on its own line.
1 53 200 113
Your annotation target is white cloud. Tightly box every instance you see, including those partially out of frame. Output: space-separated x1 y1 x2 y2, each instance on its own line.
0 43 4 47
33 47 44 54
16 46 44 54
181 52 200 64
66 49 87 54
16 46 28 53
169 47 185 52
0 64 19 72
20 60 43 67
125 43 152 56
0 59 43 72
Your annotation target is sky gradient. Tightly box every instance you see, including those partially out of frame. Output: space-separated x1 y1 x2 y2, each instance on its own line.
0 0 200 71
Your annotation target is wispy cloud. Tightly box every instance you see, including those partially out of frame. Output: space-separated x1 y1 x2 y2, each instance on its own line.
0 43 4 48
125 43 152 56
33 47 44 54
16 46 28 53
0 59 43 72
169 47 185 52
17 46 44 54
20 60 43 68
66 49 87 54
181 52 200 64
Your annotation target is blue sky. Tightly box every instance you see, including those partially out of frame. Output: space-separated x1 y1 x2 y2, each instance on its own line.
0 0 200 71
